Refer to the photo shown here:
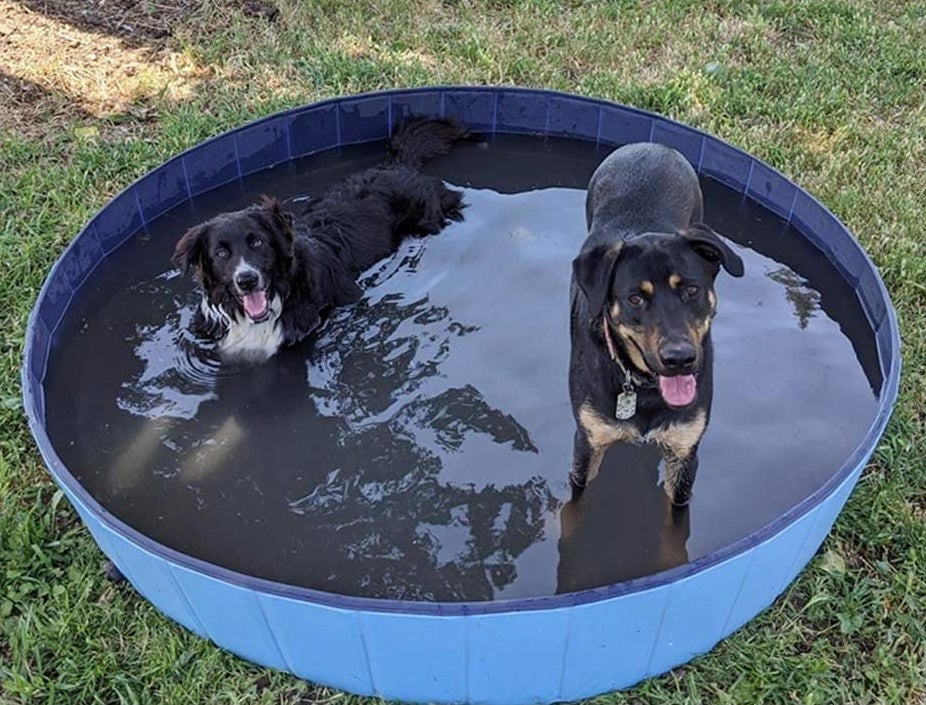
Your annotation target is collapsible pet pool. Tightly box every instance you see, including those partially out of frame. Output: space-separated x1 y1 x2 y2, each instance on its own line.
23 87 899 704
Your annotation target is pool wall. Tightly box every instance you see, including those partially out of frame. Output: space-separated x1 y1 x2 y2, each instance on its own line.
23 87 900 705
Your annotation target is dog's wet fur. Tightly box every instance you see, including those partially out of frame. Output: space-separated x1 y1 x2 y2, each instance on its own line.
172 117 471 362
569 142 744 506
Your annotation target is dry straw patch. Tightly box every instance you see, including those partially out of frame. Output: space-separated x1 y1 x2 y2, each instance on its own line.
0 0 206 136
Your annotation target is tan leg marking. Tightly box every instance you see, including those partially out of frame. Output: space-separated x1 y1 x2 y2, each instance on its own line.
579 404 641 448
652 409 707 458
578 404 642 483
651 410 707 499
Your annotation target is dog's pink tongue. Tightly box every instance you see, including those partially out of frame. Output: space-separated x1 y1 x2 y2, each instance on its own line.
242 291 267 319
658 374 697 407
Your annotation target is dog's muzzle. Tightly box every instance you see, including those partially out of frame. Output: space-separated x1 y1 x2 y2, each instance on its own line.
235 271 271 322
656 340 698 407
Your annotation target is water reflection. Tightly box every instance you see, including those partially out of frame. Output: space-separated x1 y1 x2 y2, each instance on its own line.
291 291 556 600
557 443 690 594
767 266 822 329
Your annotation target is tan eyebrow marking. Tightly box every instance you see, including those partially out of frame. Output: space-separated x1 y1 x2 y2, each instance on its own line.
669 274 682 289
640 280 654 295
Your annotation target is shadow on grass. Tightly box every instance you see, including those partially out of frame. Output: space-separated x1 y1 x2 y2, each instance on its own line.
0 70 97 136
13 0 279 48
13 0 200 47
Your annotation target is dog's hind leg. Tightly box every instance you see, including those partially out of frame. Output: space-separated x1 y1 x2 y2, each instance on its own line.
370 168 465 238
389 117 472 169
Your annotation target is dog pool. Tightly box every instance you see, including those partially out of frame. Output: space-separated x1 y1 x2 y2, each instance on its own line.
23 88 899 703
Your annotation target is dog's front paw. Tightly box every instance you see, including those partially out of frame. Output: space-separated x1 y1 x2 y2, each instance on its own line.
668 487 692 507
662 453 698 508
568 470 588 502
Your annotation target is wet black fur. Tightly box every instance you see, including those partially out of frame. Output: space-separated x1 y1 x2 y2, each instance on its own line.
569 142 744 506
172 117 471 354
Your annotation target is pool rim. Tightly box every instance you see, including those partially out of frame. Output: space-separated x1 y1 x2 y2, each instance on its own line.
21 85 902 617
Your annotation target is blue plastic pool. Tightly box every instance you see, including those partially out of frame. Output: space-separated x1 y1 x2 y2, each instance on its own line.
22 87 900 704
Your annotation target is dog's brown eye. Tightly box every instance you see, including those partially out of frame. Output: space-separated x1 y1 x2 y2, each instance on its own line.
627 293 644 307
250 237 263 248
685 284 699 297
216 248 230 259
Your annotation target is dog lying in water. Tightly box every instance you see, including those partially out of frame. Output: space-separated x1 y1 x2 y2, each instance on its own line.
569 142 744 506
172 117 470 362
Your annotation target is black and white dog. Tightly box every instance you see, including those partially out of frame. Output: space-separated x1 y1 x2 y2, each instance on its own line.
172 117 471 362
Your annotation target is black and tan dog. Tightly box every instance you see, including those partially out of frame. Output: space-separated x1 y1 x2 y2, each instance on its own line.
569 142 744 506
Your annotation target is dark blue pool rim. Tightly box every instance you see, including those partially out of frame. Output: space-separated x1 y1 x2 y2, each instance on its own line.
20 86 903 703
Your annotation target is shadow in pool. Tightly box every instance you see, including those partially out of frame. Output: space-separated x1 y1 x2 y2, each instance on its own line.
557 442 690 594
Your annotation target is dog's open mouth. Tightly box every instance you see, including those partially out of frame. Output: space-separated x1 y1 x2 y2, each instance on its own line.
241 290 271 323
658 374 697 408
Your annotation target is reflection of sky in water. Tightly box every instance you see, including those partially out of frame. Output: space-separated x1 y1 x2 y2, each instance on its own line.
46 180 879 601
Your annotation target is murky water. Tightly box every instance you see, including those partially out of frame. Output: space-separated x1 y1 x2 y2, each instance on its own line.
45 136 880 600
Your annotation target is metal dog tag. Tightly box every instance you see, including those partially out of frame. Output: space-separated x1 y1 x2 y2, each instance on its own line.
615 389 637 420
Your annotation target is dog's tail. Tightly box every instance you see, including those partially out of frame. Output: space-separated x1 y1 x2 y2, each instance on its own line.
388 117 473 170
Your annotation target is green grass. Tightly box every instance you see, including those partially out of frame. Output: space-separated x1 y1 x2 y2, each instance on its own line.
2 0 926 702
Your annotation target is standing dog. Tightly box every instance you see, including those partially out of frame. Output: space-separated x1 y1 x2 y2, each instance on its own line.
172 117 470 362
569 143 744 506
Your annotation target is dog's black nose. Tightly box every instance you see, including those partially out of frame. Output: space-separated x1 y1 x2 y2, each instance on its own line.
659 341 697 370
235 270 260 292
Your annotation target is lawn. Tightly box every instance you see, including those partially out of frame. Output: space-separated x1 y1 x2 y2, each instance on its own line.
1 0 925 703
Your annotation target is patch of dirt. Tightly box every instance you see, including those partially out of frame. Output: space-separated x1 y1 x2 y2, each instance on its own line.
0 70 96 132
15 0 204 46
0 0 207 137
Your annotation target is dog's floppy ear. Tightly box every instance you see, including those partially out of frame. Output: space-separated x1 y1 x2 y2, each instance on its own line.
259 195 294 238
572 242 624 315
172 224 208 274
257 194 296 259
679 223 744 277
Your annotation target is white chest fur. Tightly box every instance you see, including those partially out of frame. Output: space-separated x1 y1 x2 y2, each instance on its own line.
201 297 284 362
